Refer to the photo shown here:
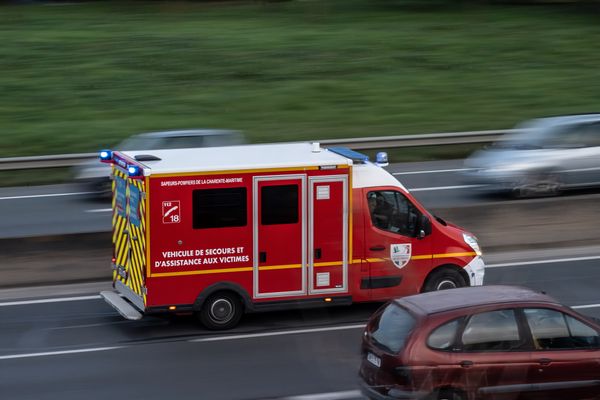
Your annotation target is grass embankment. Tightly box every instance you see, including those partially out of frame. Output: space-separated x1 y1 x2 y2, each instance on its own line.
1 0 599 168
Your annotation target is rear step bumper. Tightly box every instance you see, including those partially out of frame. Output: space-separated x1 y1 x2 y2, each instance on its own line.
100 291 143 320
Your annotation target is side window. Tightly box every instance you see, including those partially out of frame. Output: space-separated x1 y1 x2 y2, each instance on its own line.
461 309 524 352
427 318 462 351
193 187 247 229
578 123 600 147
525 308 600 349
261 185 299 225
162 136 205 149
367 191 420 237
566 315 600 348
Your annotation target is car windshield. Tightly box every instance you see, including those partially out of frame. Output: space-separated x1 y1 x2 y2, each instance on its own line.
117 135 164 151
370 303 416 353
496 119 581 150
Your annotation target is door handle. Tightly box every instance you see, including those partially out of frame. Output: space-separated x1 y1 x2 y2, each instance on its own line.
314 248 322 260
538 358 552 366
370 246 386 251
259 252 267 263
460 360 473 368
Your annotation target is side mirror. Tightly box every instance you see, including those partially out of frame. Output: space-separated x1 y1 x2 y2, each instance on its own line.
418 215 432 239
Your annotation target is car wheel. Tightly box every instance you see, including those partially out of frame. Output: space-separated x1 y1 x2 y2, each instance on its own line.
513 172 561 198
437 389 466 400
423 268 467 292
198 291 243 330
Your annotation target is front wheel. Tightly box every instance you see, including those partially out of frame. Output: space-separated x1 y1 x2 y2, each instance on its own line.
422 268 467 292
198 292 243 330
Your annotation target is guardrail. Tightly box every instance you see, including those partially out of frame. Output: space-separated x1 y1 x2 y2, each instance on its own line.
0 129 513 171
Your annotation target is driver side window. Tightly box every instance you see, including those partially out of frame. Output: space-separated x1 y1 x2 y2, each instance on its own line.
367 191 420 237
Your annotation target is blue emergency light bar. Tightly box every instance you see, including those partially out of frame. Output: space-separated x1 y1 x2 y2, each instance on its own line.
327 147 369 164
99 150 113 162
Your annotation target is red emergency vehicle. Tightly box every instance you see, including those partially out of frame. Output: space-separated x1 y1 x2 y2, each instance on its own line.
99 143 485 329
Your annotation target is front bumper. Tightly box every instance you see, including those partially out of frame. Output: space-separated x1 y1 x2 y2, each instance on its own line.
464 255 485 286
359 380 428 400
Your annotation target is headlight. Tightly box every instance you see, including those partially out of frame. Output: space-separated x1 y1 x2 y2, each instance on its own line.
463 233 482 256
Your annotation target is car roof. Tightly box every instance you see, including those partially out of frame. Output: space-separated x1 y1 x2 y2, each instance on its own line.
135 129 241 138
395 285 559 315
525 113 600 128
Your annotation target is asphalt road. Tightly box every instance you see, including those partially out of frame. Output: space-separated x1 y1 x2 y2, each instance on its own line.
2 254 600 400
2 159 597 239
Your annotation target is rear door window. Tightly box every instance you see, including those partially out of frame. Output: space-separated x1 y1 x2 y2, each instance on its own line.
427 318 462 351
524 308 600 349
370 303 416 353
461 309 524 351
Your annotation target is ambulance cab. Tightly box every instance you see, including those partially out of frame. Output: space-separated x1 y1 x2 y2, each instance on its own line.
99 143 484 329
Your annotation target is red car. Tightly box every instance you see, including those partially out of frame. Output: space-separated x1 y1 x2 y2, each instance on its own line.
359 285 600 400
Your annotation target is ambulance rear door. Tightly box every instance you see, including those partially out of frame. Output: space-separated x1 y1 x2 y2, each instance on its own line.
112 164 147 310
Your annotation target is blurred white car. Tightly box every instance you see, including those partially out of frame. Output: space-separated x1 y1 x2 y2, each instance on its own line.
75 129 246 196
464 114 600 197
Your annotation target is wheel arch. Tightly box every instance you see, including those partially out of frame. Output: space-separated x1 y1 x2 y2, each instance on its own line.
192 282 252 313
421 263 470 293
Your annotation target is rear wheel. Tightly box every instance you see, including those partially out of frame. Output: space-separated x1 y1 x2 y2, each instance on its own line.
512 172 561 198
437 389 466 400
198 292 243 330
423 268 467 292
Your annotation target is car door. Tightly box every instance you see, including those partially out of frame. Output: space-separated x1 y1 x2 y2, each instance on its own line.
522 308 600 400
362 188 432 300
450 308 536 400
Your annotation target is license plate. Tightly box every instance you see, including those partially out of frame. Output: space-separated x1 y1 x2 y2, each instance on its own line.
367 352 381 368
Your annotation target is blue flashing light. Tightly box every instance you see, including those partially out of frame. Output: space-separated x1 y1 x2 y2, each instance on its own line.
99 149 113 161
327 147 369 163
127 165 142 178
375 151 389 167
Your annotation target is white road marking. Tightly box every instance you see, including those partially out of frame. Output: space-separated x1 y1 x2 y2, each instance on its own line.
410 185 482 192
0 346 122 361
272 390 363 400
572 304 600 310
190 324 366 343
0 192 94 201
487 255 600 268
393 168 471 175
0 295 101 307
85 208 112 213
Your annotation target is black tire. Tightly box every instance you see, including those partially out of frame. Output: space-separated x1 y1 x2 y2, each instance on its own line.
512 172 561 198
198 291 243 330
422 267 467 292
437 389 466 400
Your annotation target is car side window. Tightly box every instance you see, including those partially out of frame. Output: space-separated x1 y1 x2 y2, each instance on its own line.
367 191 420 237
427 318 463 351
578 123 600 147
524 308 600 349
461 309 524 352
